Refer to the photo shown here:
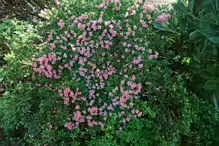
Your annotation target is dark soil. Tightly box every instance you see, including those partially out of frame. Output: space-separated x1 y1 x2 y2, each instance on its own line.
0 4 14 23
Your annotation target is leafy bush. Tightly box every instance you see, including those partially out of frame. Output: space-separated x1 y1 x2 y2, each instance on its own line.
153 0 219 144
0 19 43 89
0 20 12 67
154 0 219 103
0 0 218 145
0 18 44 144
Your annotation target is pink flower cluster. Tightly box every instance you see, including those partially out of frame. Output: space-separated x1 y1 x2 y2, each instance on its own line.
39 9 49 19
133 56 144 69
143 3 157 14
58 19 65 29
33 53 60 79
140 20 148 28
156 13 169 23
116 0 122 11
60 88 82 105
148 49 159 59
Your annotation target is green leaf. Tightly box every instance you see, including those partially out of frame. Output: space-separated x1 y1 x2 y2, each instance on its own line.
198 12 219 43
201 32 219 44
203 79 218 91
199 15 211 32
182 57 191 64
0 23 7 33
188 0 195 13
153 22 174 33
189 30 202 40
173 2 188 15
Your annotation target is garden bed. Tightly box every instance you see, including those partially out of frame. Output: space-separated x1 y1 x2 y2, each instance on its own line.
0 0 218 145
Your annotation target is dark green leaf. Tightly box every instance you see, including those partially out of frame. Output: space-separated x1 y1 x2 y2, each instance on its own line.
173 2 188 15
0 24 7 32
188 0 195 13
199 13 214 32
189 30 202 40
201 32 219 44
203 79 218 91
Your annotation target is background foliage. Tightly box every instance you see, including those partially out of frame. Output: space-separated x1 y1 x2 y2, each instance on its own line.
0 0 55 21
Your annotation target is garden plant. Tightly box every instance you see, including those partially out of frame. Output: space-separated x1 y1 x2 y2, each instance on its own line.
0 0 218 145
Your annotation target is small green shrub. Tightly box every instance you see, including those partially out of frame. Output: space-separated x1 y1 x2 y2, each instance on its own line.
0 19 43 88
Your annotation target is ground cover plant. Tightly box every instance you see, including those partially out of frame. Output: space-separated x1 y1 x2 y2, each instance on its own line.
0 0 218 145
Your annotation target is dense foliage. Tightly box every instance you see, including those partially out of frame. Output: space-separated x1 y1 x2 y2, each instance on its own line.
154 0 219 109
0 0 218 145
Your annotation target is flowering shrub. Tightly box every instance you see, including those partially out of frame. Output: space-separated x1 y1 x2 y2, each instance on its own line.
33 0 166 131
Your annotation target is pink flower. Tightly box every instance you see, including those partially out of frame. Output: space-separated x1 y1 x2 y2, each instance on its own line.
64 97 70 105
64 88 71 97
140 20 148 28
58 21 64 29
75 106 80 110
156 13 169 23
70 45 76 52
139 0 143 4
64 122 74 130
39 10 48 18
133 25 137 30
78 23 86 30
131 75 136 81
115 0 122 11
97 25 102 30
56 1 61 6
138 64 144 68
130 10 136 16
86 115 92 121
88 107 98 116
105 21 110 26
89 100 95 106
89 32 93 37
137 83 142 93
127 44 132 48
137 111 143 117
74 111 82 121
147 15 152 20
